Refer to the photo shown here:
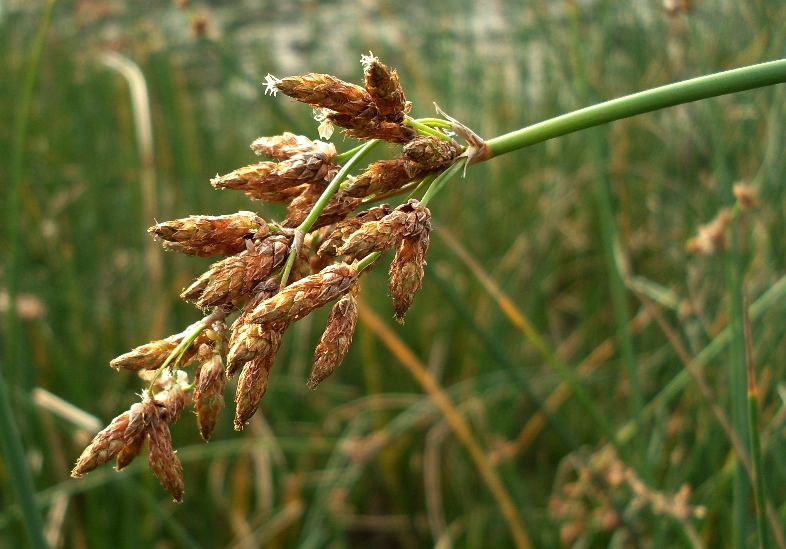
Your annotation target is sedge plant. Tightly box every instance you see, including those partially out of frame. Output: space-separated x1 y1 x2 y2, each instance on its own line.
56 53 786 548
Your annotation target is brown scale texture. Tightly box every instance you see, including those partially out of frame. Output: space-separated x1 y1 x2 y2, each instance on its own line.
249 263 358 326
251 133 334 160
308 284 359 389
147 406 184 502
164 384 189 424
115 429 146 471
232 324 285 429
363 59 408 118
245 184 306 205
115 398 159 470
290 238 312 283
181 235 289 310
110 336 179 371
328 113 416 144
148 212 267 257
71 411 131 477
193 353 226 441
389 228 430 323
342 158 416 198
109 329 210 371
218 151 336 193
275 73 376 118
403 136 462 171
317 205 393 257
338 199 430 259
225 322 286 378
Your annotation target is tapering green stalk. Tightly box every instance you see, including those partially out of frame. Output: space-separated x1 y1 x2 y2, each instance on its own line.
2 0 58 547
743 292 770 549
420 158 466 206
483 59 786 158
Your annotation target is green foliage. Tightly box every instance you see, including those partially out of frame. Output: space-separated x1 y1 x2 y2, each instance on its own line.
2 1 786 547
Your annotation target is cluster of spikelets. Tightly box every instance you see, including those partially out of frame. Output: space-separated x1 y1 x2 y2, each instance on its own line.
71 54 463 501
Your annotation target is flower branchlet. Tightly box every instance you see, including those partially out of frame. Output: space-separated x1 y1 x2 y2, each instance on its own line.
72 53 485 501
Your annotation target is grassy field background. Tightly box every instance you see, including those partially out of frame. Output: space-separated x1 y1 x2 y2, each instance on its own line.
2 1 786 547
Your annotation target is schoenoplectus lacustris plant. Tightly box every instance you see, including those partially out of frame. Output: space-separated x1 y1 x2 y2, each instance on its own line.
70 53 786 509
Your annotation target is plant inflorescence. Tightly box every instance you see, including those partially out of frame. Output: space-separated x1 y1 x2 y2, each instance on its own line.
70 54 480 501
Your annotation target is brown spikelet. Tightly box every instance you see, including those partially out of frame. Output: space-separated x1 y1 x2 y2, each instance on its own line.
115 429 146 471
232 323 287 429
251 132 332 160
308 284 359 388
275 73 375 118
72 410 131 477
164 384 189 424
282 180 328 228
211 150 338 197
362 55 409 118
181 235 289 310
147 406 184 502
233 356 272 430
389 228 430 323
211 162 277 192
115 398 157 471
403 136 462 171
148 212 267 257
193 353 226 441
342 158 416 199
290 237 312 283
249 263 359 326
277 150 339 188
225 321 286 378
246 185 306 205
123 399 155 439
338 199 429 259
328 113 417 144
111 325 213 371
318 205 393 257
110 335 180 371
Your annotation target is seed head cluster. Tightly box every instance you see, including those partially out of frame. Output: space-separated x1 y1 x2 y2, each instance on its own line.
72 54 472 502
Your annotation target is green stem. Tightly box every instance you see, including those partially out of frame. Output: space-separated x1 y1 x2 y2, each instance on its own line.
147 310 226 392
403 117 453 141
297 140 381 234
2 0 58 547
726 224 750 549
334 143 366 164
420 158 467 206
357 251 382 273
277 140 382 288
743 292 770 549
484 59 786 158
406 173 437 200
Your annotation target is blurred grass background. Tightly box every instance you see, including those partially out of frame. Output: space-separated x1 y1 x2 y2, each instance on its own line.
2 0 786 547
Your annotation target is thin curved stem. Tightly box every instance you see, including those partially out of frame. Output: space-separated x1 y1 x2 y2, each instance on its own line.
404 117 453 141
277 139 382 288
147 310 227 392
297 140 381 234
485 59 786 158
